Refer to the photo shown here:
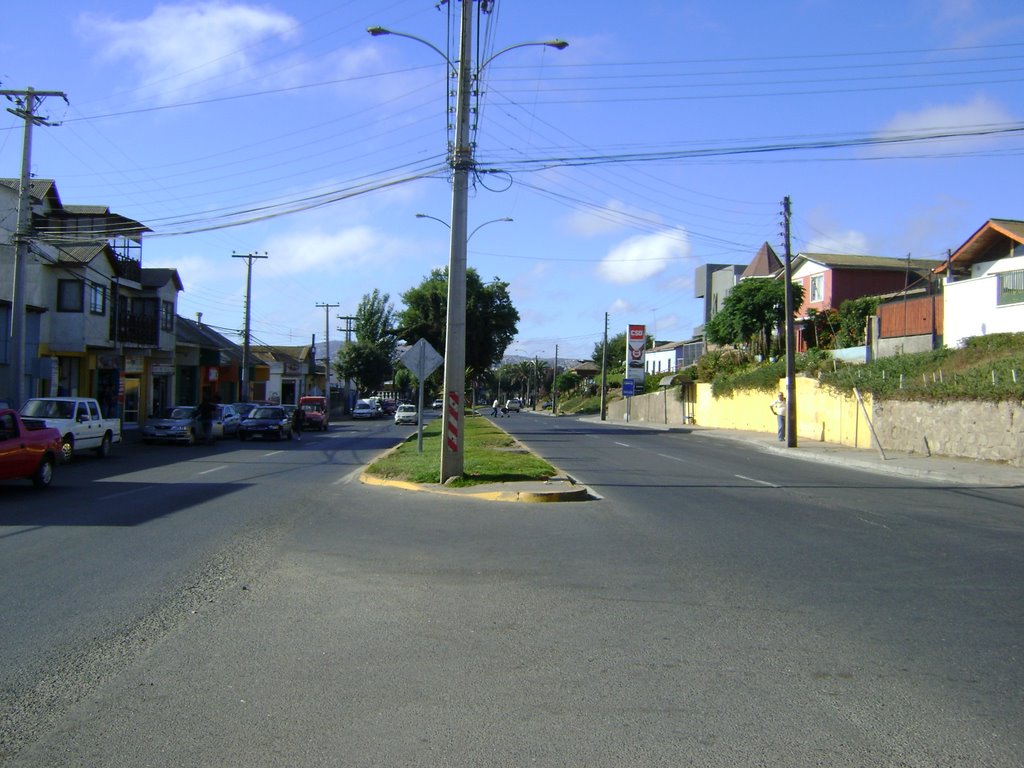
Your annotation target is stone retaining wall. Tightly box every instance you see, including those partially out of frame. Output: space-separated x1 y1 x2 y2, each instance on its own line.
873 399 1024 467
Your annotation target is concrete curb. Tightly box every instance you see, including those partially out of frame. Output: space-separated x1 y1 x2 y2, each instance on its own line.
359 471 593 502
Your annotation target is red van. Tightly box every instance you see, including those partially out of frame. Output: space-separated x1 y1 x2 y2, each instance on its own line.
298 396 329 431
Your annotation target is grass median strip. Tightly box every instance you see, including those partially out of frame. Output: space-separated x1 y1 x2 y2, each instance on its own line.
366 414 557 487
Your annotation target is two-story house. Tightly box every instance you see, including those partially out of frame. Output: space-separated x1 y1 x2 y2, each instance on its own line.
0 178 181 422
790 252 943 352
941 218 1024 347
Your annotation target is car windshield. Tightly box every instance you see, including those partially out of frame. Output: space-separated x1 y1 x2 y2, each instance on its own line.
398 405 416 412
21 400 76 419
250 407 282 419
167 407 196 419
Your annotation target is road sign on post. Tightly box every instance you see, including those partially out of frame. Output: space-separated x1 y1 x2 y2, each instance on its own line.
400 339 443 452
622 378 635 397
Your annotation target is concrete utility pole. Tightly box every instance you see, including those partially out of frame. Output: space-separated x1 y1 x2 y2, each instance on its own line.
337 314 356 410
367 10 566 483
600 312 609 421
2 87 67 408
232 251 267 402
782 196 797 448
316 302 339 399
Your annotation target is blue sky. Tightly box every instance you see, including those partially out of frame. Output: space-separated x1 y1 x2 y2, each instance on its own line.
2 1 1022 360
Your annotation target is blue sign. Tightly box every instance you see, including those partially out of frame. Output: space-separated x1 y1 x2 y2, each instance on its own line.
622 378 635 397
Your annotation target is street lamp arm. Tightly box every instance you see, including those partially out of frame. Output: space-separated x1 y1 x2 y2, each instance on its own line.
415 212 449 229
367 26 457 76
468 217 513 242
477 40 569 74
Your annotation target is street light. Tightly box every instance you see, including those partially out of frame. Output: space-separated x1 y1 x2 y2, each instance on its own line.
415 213 513 242
371 8 566 483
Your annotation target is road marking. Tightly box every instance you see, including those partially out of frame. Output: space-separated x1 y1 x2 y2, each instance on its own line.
98 487 148 500
614 441 631 447
658 453 685 462
735 474 779 488
264 451 285 456
333 469 362 486
199 465 228 475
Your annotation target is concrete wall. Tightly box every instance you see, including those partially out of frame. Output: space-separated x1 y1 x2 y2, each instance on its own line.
873 399 1024 467
606 378 1023 464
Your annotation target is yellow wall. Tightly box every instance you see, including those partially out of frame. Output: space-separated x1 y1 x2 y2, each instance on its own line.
693 377 874 449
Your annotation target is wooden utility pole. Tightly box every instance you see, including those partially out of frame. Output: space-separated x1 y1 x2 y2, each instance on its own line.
2 87 67 408
232 252 267 402
316 302 339 399
782 197 797 448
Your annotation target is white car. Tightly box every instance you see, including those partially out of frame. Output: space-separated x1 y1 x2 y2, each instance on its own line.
352 400 380 419
394 404 418 425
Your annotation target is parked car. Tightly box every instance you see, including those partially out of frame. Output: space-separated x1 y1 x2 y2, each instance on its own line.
238 406 293 441
505 398 522 412
142 406 200 444
298 396 329 431
394 404 418 425
232 402 258 419
0 409 62 488
20 396 121 461
215 404 242 437
351 400 380 419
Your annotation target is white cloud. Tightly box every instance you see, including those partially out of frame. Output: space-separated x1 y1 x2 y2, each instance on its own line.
78 3 299 103
564 199 659 237
261 226 393 277
804 230 871 255
871 95 1014 157
597 231 691 284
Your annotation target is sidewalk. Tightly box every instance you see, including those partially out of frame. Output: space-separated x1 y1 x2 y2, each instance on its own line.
583 414 1023 488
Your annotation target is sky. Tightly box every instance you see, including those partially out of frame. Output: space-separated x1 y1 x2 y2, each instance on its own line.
1 0 1022 361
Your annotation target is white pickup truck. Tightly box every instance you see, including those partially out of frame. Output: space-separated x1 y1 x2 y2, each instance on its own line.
20 397 122 461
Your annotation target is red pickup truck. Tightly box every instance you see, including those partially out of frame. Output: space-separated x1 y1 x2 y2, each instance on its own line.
0 408 63 488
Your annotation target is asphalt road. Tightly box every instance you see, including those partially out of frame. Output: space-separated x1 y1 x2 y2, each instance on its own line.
1 411 1021 766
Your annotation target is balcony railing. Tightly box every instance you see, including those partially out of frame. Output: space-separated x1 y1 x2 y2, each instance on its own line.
110 311 158 346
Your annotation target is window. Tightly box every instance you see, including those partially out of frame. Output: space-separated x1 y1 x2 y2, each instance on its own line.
997 269 1024 306
57 279 84 312
810 274 824 303
161 300 174 331
89 284 106 314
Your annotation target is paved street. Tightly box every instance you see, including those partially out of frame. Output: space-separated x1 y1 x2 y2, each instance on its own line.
2 413 1022 767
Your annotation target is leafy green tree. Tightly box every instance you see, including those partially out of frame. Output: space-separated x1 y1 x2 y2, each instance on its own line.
592 333 627 370
335 289 398 395
836 296 879 347
396 267 519 379
704 279 804 358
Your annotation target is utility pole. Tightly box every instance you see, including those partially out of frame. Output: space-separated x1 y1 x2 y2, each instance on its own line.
2 87 67 408
232 251 267 402
782 197 797 448
337 314 356 411
552 344 559 416
438 0 474 483
316 302 339 400
600 312 609 421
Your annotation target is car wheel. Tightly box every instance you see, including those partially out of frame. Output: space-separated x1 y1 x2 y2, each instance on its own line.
60 435 74 463
185 429 196 446
33 455 55 488
95 432 112 458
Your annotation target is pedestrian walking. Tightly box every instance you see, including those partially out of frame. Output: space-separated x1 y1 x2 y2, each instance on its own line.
292 405 305 441
770 391 786 441
491 399 499 417
197 394 215 445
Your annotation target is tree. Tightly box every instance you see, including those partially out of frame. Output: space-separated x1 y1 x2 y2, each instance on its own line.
704 279 804 358
592 333 627 371
335 289 398 395
836 296 879 347
396 267 519 378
